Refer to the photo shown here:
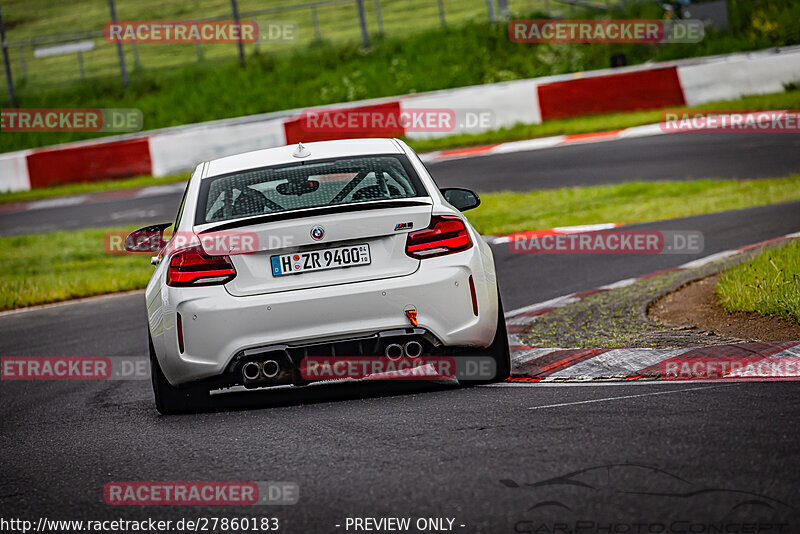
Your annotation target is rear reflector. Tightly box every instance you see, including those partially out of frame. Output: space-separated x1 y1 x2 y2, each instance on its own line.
167 247 236 287
405 216 473 259
176 313 185 353
468 275 478 316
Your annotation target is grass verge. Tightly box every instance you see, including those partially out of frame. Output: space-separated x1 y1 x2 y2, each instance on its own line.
716 240 800 323
3 175 800 310
0 226 152 311
0 173 190 204
468 175 800 235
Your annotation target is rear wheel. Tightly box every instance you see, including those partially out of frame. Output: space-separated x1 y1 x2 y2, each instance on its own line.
149 333 208 414
460 294 511 385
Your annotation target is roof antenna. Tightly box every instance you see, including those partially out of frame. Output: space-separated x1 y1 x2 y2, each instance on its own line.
293 142 311 158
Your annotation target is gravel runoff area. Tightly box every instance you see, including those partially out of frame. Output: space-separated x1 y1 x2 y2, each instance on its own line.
520 243 800 349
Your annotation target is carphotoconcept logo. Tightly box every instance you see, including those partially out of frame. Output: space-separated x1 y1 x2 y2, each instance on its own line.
1 108 142 132
509 19 704 43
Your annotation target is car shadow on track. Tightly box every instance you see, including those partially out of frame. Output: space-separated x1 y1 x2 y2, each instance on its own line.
173 379 461 415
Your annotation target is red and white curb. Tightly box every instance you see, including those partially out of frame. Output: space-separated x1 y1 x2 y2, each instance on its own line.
420 123 667 164
505 231 800 382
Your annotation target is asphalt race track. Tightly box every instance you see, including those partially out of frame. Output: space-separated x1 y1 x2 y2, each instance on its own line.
1 131 800 236
1 133 799 531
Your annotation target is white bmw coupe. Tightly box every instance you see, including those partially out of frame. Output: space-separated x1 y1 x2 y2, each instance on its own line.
127 138 509 413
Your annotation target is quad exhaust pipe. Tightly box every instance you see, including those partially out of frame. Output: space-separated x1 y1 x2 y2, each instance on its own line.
385 344 404 361
404 341 423 358
384 340 424 360
242 359 281 381
262 360 280 378
242 361 261 381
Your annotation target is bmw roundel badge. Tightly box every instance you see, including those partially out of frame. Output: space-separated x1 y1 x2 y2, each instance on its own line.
310 225 325 240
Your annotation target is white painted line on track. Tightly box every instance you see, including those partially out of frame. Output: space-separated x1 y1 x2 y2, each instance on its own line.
26 196 88 210
526 383 737 409
134 183 187 198
678 250 739 269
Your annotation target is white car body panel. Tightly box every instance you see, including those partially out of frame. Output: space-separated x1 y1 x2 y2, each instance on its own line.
145 138 499 387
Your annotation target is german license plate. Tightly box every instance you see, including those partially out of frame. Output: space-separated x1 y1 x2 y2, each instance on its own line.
270 244 371 277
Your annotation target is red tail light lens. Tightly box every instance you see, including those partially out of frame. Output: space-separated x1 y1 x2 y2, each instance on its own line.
167 247 236 287
405 216 473 259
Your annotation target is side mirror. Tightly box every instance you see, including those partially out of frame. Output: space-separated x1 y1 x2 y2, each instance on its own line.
124 223 172 253
441 187 480 212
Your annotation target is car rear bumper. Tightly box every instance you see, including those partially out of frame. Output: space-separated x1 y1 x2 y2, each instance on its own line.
152 245 498 386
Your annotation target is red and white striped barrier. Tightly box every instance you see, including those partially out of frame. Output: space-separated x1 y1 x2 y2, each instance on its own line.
2 46 799 192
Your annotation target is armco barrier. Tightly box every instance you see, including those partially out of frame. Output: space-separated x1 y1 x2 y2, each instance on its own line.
0 150 31 192
2 46 799 192
26 138 151 188
149 118 286 177
282 101 404 145
537 67 686 120
401 79 541 140
678 51 800 106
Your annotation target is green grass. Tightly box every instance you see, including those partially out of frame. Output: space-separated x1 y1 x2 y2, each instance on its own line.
466 175 800 235
2 0 798 153
2 0 550 87
716 240 800 323
0 173 189 204
0 226 152 311
3 175 800 310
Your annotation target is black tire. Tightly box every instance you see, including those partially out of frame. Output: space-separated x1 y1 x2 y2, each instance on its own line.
460 293 511 386
149 333 208 415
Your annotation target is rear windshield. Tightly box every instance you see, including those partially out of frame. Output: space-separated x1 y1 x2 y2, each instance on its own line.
195 154 427 225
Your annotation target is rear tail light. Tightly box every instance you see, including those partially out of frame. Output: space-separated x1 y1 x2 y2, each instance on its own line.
167 247 236 287
405 216 473 259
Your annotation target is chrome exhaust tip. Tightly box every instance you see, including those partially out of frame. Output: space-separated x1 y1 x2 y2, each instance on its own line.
262 359 280 378
404 340 423 358
385 343 404 361
242 361 261 381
